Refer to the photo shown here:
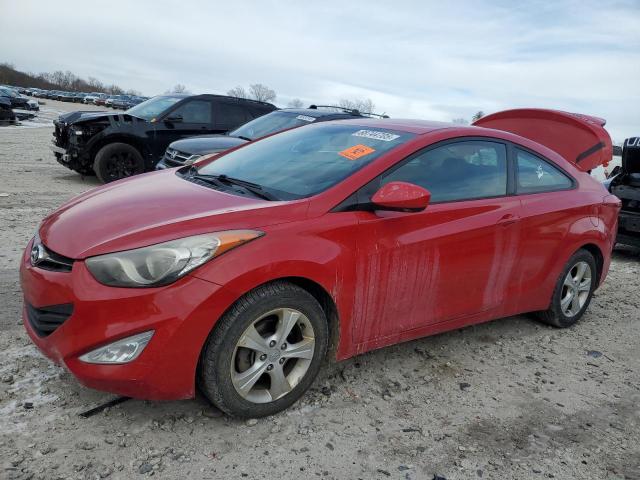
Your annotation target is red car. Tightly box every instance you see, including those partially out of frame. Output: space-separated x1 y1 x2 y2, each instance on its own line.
20 109 620 417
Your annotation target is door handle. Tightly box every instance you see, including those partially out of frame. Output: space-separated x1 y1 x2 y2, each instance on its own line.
497 214 519 226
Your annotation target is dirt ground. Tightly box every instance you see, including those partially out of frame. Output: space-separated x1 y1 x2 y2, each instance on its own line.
0 100 638 480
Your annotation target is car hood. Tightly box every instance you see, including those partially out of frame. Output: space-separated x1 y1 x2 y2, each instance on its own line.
170 135 248 155
56 110 145 125
39 169 308 259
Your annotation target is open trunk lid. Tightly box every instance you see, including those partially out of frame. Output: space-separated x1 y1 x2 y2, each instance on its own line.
473 108 612 172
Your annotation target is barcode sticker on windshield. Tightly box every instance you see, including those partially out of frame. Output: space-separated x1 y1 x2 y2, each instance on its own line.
352 130 400 142
296 115 316 122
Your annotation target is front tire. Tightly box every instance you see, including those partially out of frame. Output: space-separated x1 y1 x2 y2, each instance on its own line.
537 249 597 328
199 282 328 418
93 142 145 183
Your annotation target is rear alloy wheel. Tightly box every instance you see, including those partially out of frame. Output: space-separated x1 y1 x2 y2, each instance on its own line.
94 142 144 183
537 249 597 328
199 282 328 417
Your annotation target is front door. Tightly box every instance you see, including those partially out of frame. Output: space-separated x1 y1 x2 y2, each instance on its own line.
352 139 521 344
153 99 218 159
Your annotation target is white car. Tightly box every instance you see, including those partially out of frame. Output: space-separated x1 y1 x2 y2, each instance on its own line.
84 93 107 104
26 98 39 111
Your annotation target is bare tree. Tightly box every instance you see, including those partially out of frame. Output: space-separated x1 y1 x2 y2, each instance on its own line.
249 83 276 103
227 86 249 99
452 117 469 125
166 84 189 94
287 98 304 108
471 111 485 122
87 76 104 91
107 84 124 95
339 98 375 114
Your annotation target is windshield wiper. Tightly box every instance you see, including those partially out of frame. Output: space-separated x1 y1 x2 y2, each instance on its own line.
215 174 280 201
235 135 253 142
188 169 279 201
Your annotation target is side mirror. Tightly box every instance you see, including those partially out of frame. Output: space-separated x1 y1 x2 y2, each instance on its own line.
371 181 431 212
165 114 183 123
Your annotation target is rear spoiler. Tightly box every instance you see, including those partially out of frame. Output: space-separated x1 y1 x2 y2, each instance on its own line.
473 109 613 172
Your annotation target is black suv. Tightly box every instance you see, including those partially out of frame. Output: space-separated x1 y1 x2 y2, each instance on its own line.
51 94 276 183
605 137 640 248
156 106 387 169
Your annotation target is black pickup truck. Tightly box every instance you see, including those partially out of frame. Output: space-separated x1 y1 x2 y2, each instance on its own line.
605 137 640 248
51 94 276 183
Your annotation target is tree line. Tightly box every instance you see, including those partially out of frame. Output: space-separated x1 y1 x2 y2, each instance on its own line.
3 62 490 121
0 62 140 95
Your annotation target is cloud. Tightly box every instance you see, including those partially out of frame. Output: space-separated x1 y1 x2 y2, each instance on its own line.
3 0 639 141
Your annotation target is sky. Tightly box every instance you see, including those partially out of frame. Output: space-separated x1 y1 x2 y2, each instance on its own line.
1 0 639 142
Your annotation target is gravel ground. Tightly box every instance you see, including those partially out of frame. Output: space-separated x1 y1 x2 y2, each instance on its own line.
1 100 639 480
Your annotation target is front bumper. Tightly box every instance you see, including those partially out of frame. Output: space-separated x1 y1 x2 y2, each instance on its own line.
19 238 231 400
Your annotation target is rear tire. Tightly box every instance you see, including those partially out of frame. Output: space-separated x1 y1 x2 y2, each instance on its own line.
199 282 328 418
93 142 144 183
537 249 597 328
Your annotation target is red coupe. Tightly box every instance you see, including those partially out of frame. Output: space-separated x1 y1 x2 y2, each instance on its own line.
20 109 620 417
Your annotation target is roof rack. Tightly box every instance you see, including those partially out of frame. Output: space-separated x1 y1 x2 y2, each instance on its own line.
308 105 389 119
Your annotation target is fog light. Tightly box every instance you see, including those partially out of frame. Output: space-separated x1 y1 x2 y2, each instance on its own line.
79 331 154 364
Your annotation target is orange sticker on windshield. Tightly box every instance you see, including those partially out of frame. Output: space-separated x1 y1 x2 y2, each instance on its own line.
339 144 375 160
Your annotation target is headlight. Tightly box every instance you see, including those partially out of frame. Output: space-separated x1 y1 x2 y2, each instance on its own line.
79 331 154 364
85 230 263 287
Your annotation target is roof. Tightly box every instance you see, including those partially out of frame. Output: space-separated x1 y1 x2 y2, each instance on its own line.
276 108 362 118
324 118 456 134
152 94 276 108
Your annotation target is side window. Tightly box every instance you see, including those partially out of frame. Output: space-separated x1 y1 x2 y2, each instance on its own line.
170 100 212 123
516 149 572 193
381 141 507 203
250 107 271 119
217 102 252 128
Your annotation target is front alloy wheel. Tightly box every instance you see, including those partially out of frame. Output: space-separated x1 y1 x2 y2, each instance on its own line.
199 282 328 417
93 142 144 183
231 308 315 403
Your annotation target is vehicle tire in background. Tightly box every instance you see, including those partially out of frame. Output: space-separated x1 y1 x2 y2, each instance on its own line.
199 281 328 418
93 142 144 183
537 249 597 328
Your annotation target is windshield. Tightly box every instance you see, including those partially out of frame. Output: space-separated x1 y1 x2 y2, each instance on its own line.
126 96 183 121
196 123 414 199
229 111 318 141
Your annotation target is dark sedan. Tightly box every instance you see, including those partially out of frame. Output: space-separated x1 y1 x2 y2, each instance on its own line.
156 106 380 169
0 87 29 109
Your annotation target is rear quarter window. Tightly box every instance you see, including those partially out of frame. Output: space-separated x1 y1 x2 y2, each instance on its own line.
516 149 573 193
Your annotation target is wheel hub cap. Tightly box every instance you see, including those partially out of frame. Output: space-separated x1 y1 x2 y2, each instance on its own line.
268 350 281 362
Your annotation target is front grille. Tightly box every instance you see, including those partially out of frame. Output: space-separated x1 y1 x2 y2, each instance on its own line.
26 302 73 337
163 148 200 167
36 245 75 272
